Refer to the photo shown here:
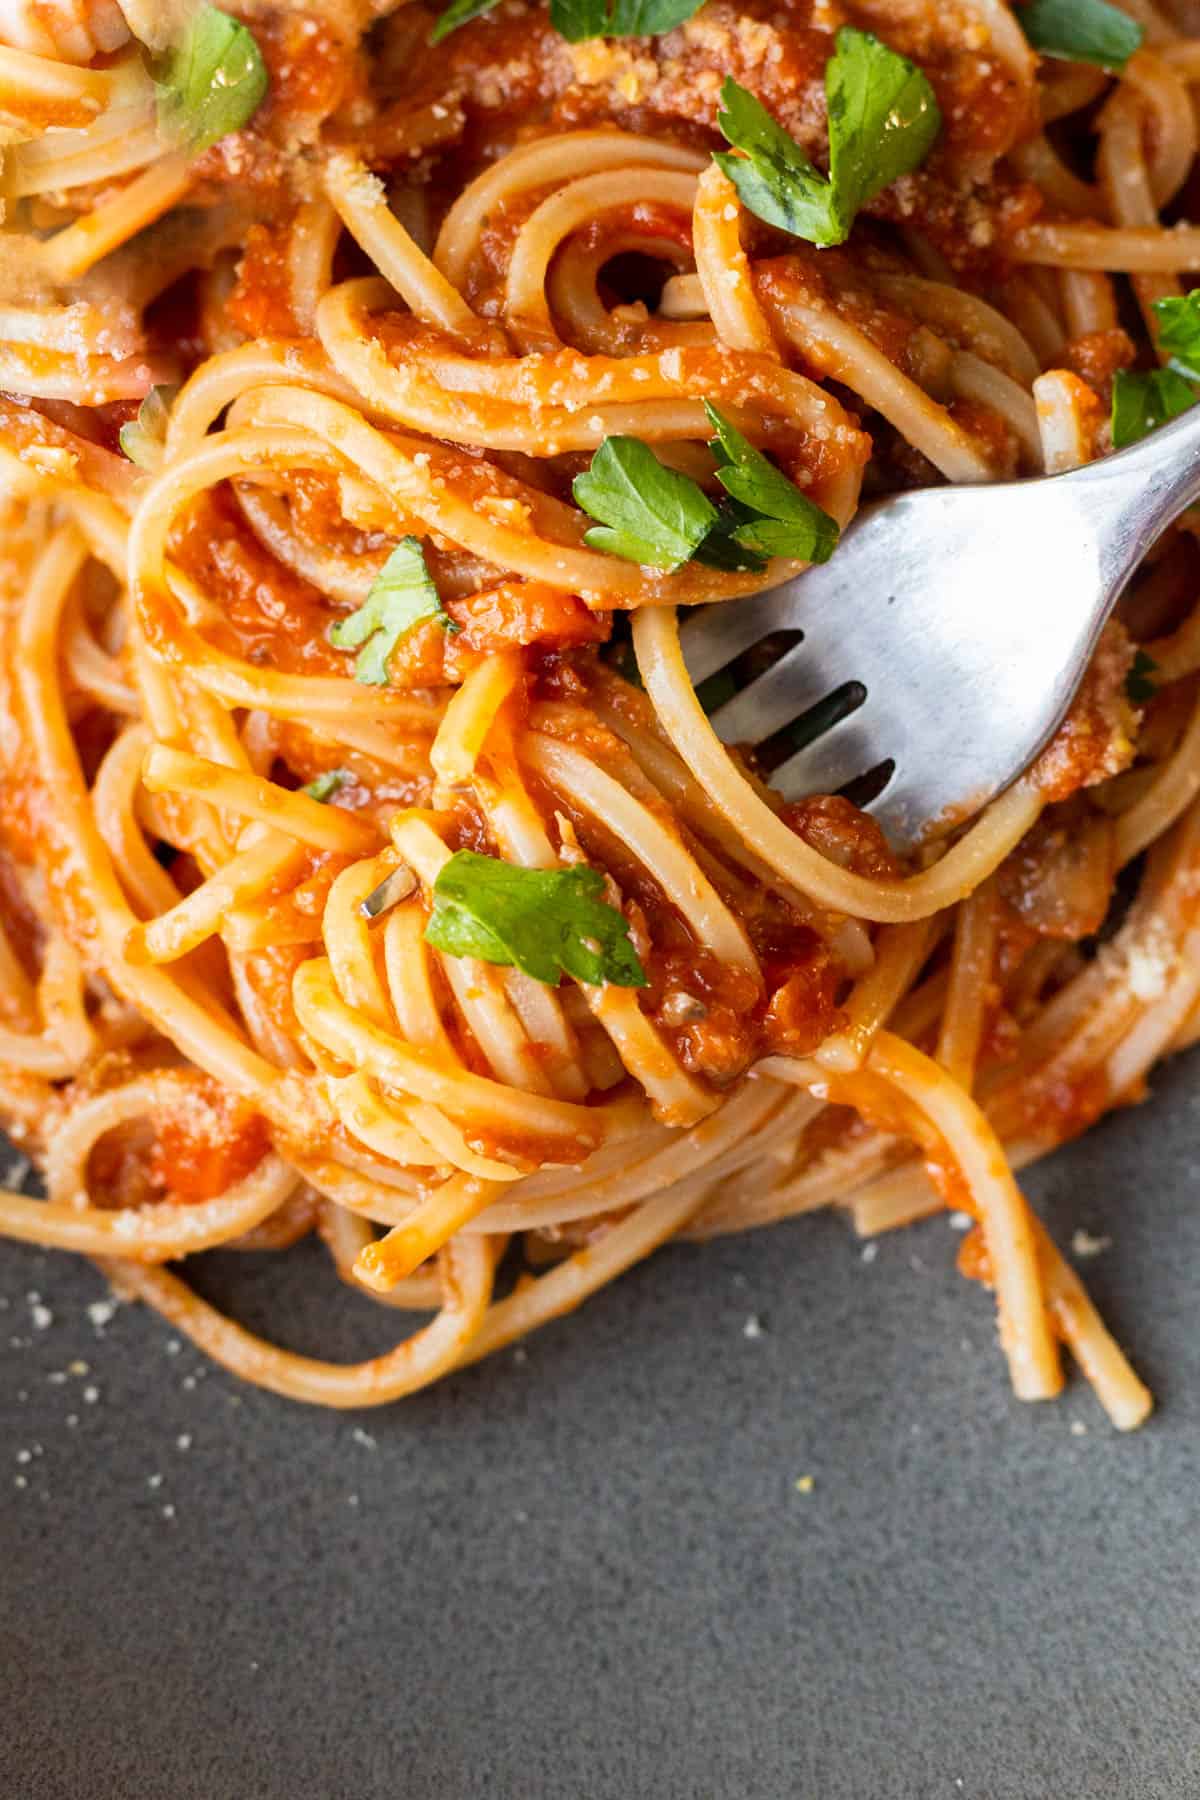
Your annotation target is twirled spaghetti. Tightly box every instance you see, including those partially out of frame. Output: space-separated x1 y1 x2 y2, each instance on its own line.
0 0 1196 1425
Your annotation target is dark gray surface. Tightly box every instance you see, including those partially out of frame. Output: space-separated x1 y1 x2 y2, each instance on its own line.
2 1056 1199 1800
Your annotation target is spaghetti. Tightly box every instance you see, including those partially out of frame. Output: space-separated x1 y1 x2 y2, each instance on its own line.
0 0 1195 1425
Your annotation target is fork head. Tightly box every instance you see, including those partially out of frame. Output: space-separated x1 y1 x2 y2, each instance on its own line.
679 476 1127 854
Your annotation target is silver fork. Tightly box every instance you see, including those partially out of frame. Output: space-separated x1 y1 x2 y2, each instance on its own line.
681 404 1200 852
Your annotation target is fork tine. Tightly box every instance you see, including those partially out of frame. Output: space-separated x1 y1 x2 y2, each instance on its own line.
708 641 839 745
863 768 940 851
678 591 790 687
771 709 877 800
670 399 1197 852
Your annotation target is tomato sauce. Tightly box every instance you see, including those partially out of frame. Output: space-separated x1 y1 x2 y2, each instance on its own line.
0 847 43 989
780 793 902 880
149 1079 271 1202
1062 328 1136 398
170 488 344 675
756 253 927 378
761 953 845 1057
1015 1065 1113 1149
452 582 609 652
637 853 852 1078
948 397 1020 478
1032 622 1137 803
227 221 302 339
249 12 353 135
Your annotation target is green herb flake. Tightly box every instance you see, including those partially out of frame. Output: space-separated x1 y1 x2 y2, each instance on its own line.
704 403 840 564
303 771 348 803
429 0 500 44
435 0 701 43
1109 290 1200 446
691 519 769 573
549 0 702 42
578 412 839 572
1111 365 1197 450
715 30 941 250
424 850 648 988
1152 290 1200 381
1018 0 1143 72
824 27 942 232
573 436 718 569
118 384 177 471
714 79 839 246
328 538 456 686
154 6 268 154
1126 649 1159 706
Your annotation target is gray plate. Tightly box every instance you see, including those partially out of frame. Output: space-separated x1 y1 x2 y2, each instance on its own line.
3 1052 1199 1800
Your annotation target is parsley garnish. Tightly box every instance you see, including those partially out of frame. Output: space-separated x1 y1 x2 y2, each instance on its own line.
690 527 768 574
715 31 941 250
328 538 456 685
154 6 268 154
573 437 718 570
424 851 648 988
1126 650 1159 706
705 403 839 564
1152 290 1200 379
1109 291 1200 449
1111 366 1197 448
303 771 348 803
714 81 842 247
118 385 176 471
1018 0 1143 72
574 414 839 570
429 0 499 43
430 0 700 43
549 0 701 43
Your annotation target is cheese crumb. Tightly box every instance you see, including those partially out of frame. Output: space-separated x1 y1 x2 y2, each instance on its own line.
1126 941 1171 1001
29 446 78 480
794 1475 815 1494
1072 1228 1112 1259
